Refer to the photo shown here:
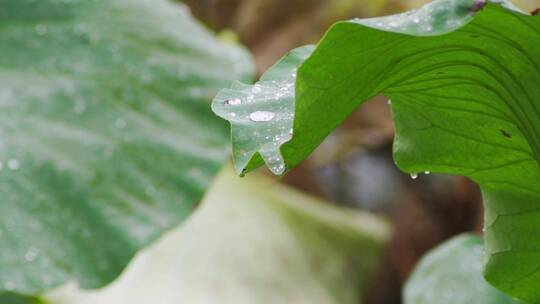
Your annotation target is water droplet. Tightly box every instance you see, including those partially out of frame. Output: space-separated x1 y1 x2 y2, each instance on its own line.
251 85 262 94
249 111 275 122
35 24 48 36
225 98 241 105
387 99 392 105
410 172 418 179
115 117 127 129
7 159 19 170
24 247 38 262
424 171 430 175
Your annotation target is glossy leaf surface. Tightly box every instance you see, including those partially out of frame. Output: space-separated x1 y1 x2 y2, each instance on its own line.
0 0 253 295
212 0 540 300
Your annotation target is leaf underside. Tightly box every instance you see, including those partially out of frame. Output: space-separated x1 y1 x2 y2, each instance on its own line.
212 0 540 301
0 0 252 295
404 234 519 304
43 166 389 304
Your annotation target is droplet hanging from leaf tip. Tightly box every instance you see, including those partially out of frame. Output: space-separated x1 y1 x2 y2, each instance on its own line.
410 172 418 179
251 84 262 93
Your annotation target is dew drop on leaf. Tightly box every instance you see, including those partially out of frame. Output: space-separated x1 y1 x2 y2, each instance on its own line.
410 172 418 179
225 98 241 105
35 24 48 36
24 247 39 262
249 111 275 122
251 84 262 93
7 159 19 170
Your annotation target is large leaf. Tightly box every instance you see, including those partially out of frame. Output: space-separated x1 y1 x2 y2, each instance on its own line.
404 234 519 304
0 293 42 304
0 0 253 295
41 166 389 304
212 0 540 301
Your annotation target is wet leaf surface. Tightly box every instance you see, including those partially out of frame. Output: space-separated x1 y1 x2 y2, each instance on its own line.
0 0 253 295
212 0 540 300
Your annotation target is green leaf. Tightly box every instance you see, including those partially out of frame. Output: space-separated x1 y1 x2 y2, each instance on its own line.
212 0 540 301
0 293 43 304
42 166 389 304
212 46 314 175
0 0 253 295
404 234 519 304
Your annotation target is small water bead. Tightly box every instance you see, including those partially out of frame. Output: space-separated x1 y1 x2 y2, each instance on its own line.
274 164 285 174
115 117 127 129
35 24 48 36
7 159 19 170
387 99 392 105
24 247 39 262
425 171 431 175
249 111 275 122
225 98 241 105
410 172 418 179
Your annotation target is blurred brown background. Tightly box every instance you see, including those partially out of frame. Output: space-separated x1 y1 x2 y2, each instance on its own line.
182 0 540 303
